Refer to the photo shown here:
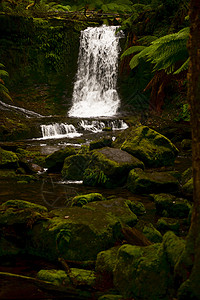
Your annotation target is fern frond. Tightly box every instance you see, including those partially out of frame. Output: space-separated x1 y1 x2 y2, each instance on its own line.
121 46 146 60
0 70 9 77
174 58 189 74
138 35 158 46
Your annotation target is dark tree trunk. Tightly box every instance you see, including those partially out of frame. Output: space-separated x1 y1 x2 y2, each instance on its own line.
176 0 200 298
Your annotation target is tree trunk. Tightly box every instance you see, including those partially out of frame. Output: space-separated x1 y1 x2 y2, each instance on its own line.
176 0 200 298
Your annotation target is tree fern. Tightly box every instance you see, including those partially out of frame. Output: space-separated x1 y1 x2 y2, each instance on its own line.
122 27 189 75
121 45 146 60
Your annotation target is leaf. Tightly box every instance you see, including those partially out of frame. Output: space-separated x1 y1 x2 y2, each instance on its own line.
174 57 189 74
121 46 146 60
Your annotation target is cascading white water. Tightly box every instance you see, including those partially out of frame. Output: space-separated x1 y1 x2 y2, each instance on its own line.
68 25 122 118
40 123 82 139
78 119 128 132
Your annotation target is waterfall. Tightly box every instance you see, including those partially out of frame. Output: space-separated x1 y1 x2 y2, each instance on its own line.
68 25 122 118
40 123 82 139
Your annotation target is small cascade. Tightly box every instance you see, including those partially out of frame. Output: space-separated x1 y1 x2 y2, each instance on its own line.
40 123 82 139
78 119 128 133
68 25 123 118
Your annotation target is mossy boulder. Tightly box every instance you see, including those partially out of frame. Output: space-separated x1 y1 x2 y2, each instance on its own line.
127 168 179 194
89 137 112 150
135 220 163 243
27 198 137 261
62 154 90 181
62 147 143 187
150 193 192 218
98 294 123 300
114 125 178 167
126 199 146 216
2 199 48 213
84 147 144 187
182 178 193 197
157 217 180 234
96 246 119 275
71 193 105 207
113 243 172 299
0 200 48 226
162 231 185 268
37 268 96 287
45 146 76 172
0 147 19 168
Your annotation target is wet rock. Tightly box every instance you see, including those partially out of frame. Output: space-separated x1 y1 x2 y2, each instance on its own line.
20 198 137 261
71 193 105 207
45 146 76 172
157 217 180 234
125 199 146 216
162 231 185 268
2 199 48 213
62 147 144 187
182 178 193 198
135 220 163 243
113 243 171 299
114 125 178 167
89 137 112 150
37 268 96 287
62 154 90 181
150 193 192 218
84 147 144 187
127 168 179 194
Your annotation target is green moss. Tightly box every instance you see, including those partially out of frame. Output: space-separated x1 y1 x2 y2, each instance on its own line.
96 246 119 274
2 199 48 213
157 217 180 234
115 125 178 167
0 147 19 166
135 221 163 243
45 146 76 171
162 231 185 268
0 169 16 178
37 269 70 286
128 169 179 194
113 243 171 299
151 193 191 218
126 199 146 216
62 154 90 180
71 193 105 207
37 268 96 287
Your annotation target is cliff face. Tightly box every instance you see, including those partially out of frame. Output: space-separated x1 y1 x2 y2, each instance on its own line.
0 13 94 115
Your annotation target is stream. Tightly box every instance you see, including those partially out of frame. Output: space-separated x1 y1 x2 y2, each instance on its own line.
0 24 192 299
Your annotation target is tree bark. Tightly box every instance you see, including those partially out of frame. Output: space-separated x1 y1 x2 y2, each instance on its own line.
176 0 200 298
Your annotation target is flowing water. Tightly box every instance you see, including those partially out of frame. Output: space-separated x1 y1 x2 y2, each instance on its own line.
68 25 123 118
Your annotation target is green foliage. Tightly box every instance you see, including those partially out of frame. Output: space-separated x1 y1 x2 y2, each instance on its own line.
174 103 190 122
83 168 109 187
121 27 189 75
0 63 12 101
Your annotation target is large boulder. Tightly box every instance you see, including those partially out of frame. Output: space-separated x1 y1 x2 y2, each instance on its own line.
150 193 192 218
84 147 144 187
114 125 178 167
113 243 171 299
62 154 90 181
127 168 179 194
45 146 76 172
0 198 137 261
62 147 144 187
